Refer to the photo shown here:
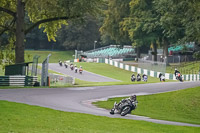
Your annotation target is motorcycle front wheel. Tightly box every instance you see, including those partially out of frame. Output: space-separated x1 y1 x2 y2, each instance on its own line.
120 106 132 116
110 108 115 115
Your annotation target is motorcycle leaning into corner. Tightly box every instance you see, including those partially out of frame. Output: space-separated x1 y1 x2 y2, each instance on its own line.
110 95 138 116
175 69 183 82
176 72 183 82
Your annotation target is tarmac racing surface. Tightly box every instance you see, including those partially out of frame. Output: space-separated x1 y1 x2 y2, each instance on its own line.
48 63 120 82
1 81 200 127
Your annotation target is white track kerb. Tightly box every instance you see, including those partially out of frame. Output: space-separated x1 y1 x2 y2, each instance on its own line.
98 58 200 81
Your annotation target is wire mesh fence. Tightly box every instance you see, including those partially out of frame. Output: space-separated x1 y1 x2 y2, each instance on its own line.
30 65 75 86
138 59 167 73
48 73 74 86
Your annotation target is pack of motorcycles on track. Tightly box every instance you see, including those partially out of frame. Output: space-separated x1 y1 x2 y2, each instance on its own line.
131 68 183 82
59 60 183 82
58 60 83 74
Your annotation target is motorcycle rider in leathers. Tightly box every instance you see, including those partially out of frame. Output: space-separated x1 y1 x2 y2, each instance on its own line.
174 68 181 79
115 95 137 111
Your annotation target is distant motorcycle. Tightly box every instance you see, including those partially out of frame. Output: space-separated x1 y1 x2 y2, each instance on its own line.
59 61 62 66
79 69 83 74
64 63 68 68
159 73 165 82
176 73 183 82
131 75 136 82
142 75 148 82
137 75 141 81
160 75 165 82
75 67 78 73
110 98 138 116
70 64 74 70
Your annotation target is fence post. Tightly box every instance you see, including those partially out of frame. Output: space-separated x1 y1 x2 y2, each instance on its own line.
41 54 51 86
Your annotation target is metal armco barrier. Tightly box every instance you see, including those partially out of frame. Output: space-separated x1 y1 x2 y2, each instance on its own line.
0 76 38 86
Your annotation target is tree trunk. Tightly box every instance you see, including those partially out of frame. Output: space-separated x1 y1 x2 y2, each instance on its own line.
163 38 169 58
153 41 157 61
163 37 169 65
15 0 25 63
136 46 141 59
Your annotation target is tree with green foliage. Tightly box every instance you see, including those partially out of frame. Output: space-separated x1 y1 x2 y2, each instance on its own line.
57 15 101 51
25 27 53 50
153 0 200 63
100 0 131 45
153 0 185 43
177 0 200 43
0 0 103 64
154 0 200 44
121 0 162 61
193 51 200 62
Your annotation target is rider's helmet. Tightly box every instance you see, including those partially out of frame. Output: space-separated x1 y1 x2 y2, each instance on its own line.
80 66 82 68
130 95 136 101
175 68 177 71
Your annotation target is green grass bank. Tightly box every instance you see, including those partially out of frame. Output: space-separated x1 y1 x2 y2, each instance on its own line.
0 100 199 133
25 50 74 63
93 86 200 125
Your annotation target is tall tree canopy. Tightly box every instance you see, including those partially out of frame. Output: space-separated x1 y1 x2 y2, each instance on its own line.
121 0 160 60
0 0 103 64
100 0 131 45
57 15 101 51
154 0 200 43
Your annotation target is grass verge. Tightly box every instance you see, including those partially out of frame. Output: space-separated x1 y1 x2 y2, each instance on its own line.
166 61 200 74
25 50 74 63
0 100 199 133
74 62 166 82
93 86 200 125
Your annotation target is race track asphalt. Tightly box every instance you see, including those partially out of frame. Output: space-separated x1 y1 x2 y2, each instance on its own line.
0 81 200 127
48 63 120 82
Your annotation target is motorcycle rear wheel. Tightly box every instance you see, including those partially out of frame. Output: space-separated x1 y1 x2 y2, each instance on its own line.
121 106 132 116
